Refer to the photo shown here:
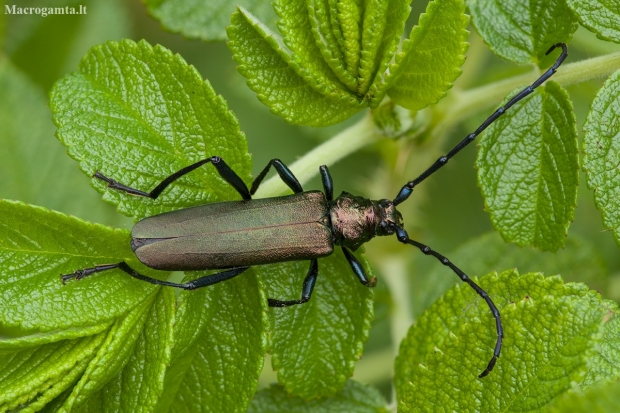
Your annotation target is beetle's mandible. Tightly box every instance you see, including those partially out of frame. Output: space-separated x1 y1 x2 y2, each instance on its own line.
62 43 568 378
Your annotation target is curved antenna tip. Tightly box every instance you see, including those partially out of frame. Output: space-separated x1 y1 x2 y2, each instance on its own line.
546 42 567 55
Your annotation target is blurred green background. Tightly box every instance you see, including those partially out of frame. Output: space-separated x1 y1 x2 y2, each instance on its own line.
2 0 620 402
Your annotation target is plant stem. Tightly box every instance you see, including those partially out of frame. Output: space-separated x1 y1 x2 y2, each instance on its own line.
441 51 620 130
255 52 620 196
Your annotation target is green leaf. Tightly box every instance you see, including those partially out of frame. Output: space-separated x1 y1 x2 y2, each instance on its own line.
227 8 363 127
155 270 266 413
468 0 578 65
565 0 620 44
58 302 154 412
260 251 374 399
228 0 464 123
476 82 578 252
361 0 410 99
356 0 387 94
65 288 174 413
0 53 127 227
0 333 105 412
336 0 362 82
0 200 165 331
144 0 277 42
410 231 608 319
550 378 620 413
0 323 112 352
50 39 252 220
582 307 620 386
583 69 620 249
395 271 619 412
249 380 388 412
384 0 469 110
307 0 358 90
273 0 359 99
4 0 131 91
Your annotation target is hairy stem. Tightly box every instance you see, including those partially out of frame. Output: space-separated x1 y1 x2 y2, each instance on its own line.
256 52 620 196
439 51 620 132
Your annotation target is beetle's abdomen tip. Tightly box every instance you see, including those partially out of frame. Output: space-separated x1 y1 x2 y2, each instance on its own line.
131 237 159 252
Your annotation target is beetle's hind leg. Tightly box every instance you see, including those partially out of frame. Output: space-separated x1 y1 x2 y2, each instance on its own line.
94 156 252 200
62 262 250 290
61 263 122 283
268 259 318 307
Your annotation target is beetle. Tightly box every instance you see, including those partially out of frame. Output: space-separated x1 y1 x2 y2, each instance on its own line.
62 43 568 378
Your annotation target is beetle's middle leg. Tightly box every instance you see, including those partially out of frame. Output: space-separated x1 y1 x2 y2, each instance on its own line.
62 262 249 290
94 156 252 200
341 247 377 287
268 259 318 307
250 159 303 195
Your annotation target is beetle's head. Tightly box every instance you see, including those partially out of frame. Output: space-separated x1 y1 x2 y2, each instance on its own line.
375 199 403 237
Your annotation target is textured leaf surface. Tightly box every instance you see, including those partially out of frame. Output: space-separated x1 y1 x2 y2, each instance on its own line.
582 309 620 387
61 299 154 412
566 0 620 44
385 0 468 110
468 0 578 65
307 0 358 90
228 1 437 125
476 82 578 252
68 288 175 413
227 8 363 126
249 380 388 412
395 271 620 412
273 0 357 99
550 379 620 413
155 270 266 413
144 0 276 42
583 70 620 248
0 200 163 331
260 251 374 399
0 58 125 226
360 0 410 99
50 39 252 220
0 334 105 412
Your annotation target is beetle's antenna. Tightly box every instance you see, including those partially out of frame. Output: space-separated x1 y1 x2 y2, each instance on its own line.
393 43 568 206
395 226 503 377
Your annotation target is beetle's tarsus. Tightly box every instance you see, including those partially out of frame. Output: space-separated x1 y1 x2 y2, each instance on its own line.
478 356 498 378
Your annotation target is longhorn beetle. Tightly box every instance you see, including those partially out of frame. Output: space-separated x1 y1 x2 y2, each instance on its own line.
62 43 568 378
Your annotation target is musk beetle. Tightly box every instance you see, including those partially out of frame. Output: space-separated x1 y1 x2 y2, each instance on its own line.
62 43 568 378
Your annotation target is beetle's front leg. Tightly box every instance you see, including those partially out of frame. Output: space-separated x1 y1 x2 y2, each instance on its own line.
268 259 318 307
94 156 251 200
342 247 377 287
